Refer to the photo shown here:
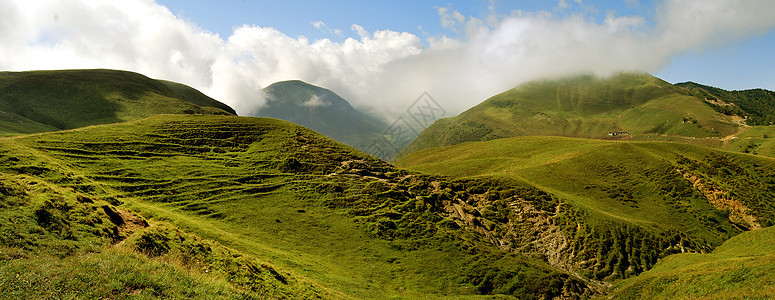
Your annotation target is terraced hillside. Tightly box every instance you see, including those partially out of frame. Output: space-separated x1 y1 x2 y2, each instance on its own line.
401 73 751 157
0 69 236 136
1 115 603 299
5 113 774 298
397 136 775 289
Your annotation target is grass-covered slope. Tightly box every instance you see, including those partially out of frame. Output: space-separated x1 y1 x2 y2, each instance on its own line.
401 73 743 157
252 80 387 156
0 171 305 299
0 69 236 136
397 136 775 287
721 125 775 157
676 81 775 126
1 115 598 299
606 226 775 299
0 110 58 137
669 82 775 158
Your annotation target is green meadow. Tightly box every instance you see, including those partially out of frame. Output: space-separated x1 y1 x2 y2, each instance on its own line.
606 226 775 299
398 135 775 290
1 115 593 299
2 69 775 299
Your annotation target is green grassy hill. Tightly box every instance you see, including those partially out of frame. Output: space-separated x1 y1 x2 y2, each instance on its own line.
397 136 775 290
1 115 603 299
0 69 236 136
671 82 775 158
251 80 387 157
606 226 775 299
3 69 773 298
400 73 750 158
676 81 775 126
721 125 775 156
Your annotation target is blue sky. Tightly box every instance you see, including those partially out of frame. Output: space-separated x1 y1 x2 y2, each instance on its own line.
159 1 657 42
2 0 774 116
658 31 775 90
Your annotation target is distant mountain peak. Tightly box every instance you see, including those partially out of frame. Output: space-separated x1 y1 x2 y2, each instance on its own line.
250 80 386 154
263 80 351 109
300 94 330 108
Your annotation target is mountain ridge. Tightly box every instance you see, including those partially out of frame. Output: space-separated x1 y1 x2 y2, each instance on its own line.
0 69 236 136
676 81 775 126
251 80 387 155
399 72 759 158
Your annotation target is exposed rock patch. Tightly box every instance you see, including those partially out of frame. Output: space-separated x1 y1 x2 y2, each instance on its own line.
676 168 760 230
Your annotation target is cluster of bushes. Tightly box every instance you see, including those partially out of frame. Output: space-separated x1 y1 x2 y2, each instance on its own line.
677 153 775 225
680 82 775 126
557 208 703 280
318 172 593 298
126 224 326 297
321 161 727 289
0 174 122 257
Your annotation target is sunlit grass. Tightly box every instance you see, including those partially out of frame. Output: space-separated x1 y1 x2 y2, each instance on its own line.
607 227 775 299
1 114 590 299
0 69 234 136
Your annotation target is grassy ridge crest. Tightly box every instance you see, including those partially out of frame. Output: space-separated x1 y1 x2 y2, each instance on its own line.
0 69 236 136
400 72 751 158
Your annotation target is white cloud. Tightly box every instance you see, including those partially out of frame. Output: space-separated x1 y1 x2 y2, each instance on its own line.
311 20 343 37
301 94 329 107
0 0 223 107
360 0 775 115
604 11 645 32
438 7 466 31
1 0 774 119
311 21 325 29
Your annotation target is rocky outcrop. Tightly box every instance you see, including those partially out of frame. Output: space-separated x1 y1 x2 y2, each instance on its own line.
676 168 761 230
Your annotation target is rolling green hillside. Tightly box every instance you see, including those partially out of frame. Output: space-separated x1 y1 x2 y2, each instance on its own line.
606 226 775 299
401 73 747 158
1 115 603 299
3 69 773 298
676 81 775 126
397 136 775 290
671 82 775 158
722 125 775 156
0 69 236 136
251 80 387 156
